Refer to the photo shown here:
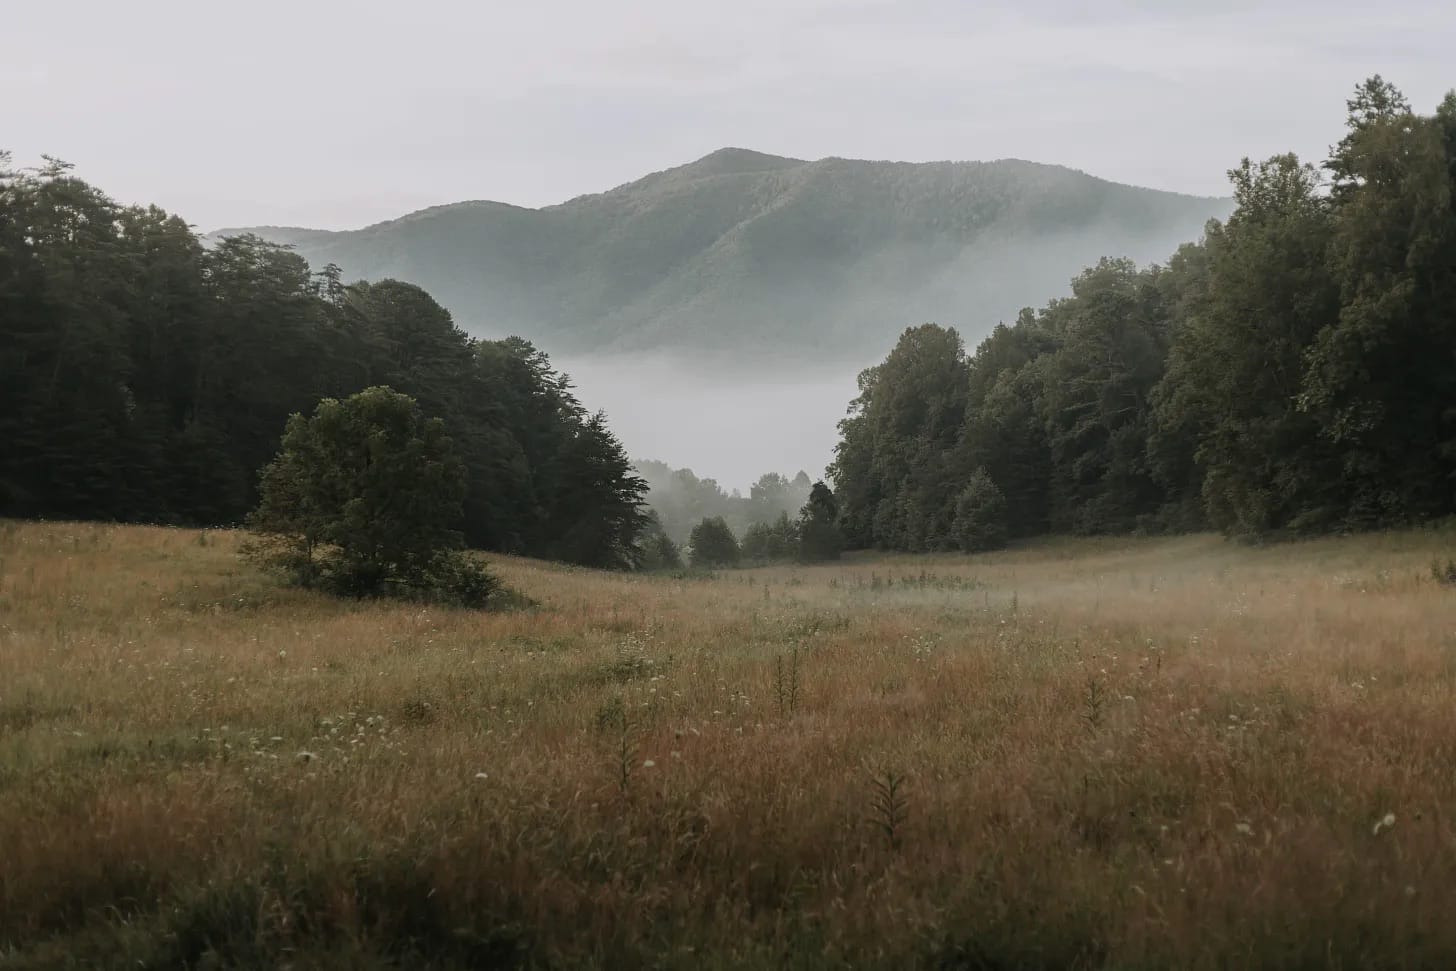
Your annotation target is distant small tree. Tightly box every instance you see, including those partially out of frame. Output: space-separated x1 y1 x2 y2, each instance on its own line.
245 386 497 605
689 516 740 569
951 468 1008 552
635 511 683 571
798 481 844 561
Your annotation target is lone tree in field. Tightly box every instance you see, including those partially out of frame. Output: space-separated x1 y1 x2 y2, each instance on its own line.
689 516 740 569
246 386 496 605
798 481 845 561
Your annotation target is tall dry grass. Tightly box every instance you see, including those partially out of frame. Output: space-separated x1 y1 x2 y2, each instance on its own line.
3 519 1456 968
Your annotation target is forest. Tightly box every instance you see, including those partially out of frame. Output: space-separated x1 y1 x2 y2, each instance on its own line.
832 78 1456 550
0 156 648 570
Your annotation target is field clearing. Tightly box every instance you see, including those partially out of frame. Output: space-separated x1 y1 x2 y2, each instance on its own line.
3 521 1456 968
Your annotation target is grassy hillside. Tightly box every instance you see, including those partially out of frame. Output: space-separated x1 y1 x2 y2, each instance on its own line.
217 150 1229 362
4 520 1456 967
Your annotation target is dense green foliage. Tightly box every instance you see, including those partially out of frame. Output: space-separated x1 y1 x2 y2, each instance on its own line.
688 517 741 569
0 157 648 569
951 469 1009 553
224 150 1226 361
742 514 800 564
635 462 812 544
246 387 496 605
833 79 1456 547
798 481 845 562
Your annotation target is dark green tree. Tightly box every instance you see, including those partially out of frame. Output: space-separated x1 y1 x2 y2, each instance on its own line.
830 324 968 551
544 413 651 569
246 386 495 604
688 516 741 569
1150 155 1342 534
1035 258 1172 534
955 311 1059 538
1298 80 1456 524
798 481 845 561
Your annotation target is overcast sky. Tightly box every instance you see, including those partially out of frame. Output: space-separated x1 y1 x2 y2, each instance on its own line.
6 0 1453 231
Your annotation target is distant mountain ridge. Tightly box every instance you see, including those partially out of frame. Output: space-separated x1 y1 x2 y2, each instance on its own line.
215 148 1229 362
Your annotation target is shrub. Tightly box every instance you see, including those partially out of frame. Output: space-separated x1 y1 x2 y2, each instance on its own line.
419 551 500 608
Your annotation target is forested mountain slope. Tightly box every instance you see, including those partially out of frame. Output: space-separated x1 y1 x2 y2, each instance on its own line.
219 149 1228 361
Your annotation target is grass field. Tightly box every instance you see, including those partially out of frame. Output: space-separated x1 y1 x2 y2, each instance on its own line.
3 520 1456 968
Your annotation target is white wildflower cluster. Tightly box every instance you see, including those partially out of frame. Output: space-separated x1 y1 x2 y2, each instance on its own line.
193 710 416 777
905 629 940 661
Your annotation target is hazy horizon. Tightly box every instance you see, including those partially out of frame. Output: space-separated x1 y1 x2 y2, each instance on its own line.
7 1 1454 231
561 354 865 493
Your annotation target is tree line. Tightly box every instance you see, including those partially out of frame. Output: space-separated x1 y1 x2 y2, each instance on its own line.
0 156 648 569
832 78 1456 550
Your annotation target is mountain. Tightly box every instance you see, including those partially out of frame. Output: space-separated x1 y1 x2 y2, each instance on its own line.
214 148 1229 362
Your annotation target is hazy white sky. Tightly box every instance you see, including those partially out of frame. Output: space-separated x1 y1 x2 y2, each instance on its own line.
6 0 1453 231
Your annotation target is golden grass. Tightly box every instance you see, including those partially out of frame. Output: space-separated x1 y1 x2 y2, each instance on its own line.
3 519 1456 968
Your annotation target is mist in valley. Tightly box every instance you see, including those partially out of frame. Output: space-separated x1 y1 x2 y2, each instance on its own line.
561 353 861 492
554 218 1216 498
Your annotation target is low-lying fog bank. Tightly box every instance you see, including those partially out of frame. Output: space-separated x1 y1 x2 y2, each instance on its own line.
558 354 866 491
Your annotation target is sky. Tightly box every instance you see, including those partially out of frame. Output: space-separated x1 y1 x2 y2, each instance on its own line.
6 0 1454 232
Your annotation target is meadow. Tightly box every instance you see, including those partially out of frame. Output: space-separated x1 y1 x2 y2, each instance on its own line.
3 519 1456 969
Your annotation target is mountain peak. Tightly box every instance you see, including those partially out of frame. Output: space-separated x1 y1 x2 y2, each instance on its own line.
684 147 805 176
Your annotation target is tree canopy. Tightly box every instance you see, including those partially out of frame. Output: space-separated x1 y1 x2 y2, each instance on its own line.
688 517 741 569
246 387 495 605
832 78 1456 548
0 159 648 569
